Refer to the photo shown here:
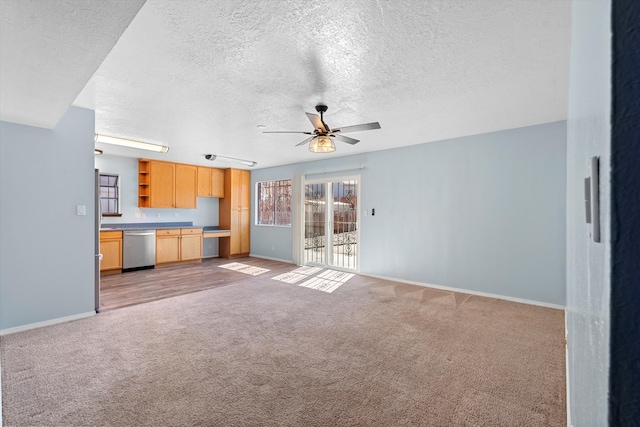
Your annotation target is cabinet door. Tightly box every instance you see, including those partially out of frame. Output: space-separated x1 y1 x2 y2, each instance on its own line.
230 208 241 255
239 208 250 253
211 168 225 198
156 235 180 264
229 169 242 205
181 234 202 261
100 239 122 271
239 170 251 208
197 167 212 197
150 161 175 208
175 164 197 208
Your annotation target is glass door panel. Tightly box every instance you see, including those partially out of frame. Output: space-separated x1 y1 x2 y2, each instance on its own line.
331 180 358 270
303 178 359 271
304 183 326 265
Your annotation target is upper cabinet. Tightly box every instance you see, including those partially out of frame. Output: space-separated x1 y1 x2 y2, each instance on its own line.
139 160 207 208
149 160 175 208
211 168 225 198
197 167 211 197
197 166 225 198
175 164 197 208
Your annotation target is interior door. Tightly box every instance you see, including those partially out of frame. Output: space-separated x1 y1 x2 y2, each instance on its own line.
303 177 359 271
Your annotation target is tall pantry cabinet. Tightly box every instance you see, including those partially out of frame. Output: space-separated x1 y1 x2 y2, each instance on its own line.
219 168 250 257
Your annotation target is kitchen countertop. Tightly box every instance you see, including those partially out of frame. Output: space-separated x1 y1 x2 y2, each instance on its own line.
100 222 230 233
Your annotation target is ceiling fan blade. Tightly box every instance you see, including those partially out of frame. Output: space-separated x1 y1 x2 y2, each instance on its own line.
332 134 359 145
295 136 315 147
306 112 328 133
263 131 314 134
331 122 381 134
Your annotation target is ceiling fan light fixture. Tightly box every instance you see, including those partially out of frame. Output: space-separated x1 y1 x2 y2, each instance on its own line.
309 136 336 153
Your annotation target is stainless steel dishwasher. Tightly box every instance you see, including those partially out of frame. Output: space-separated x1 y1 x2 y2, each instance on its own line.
122 230 156 271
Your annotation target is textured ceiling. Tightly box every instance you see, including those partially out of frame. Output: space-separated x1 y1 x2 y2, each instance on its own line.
2 0 571 169
0 0 145 128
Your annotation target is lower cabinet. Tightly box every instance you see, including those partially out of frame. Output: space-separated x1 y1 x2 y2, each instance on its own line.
156 229 181 264
100 231 122 272
156 228 202 265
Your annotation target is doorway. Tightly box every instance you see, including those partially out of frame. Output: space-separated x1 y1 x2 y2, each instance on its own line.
303 177 359 271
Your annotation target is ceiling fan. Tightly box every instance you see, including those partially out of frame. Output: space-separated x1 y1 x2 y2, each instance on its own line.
263 104 381 153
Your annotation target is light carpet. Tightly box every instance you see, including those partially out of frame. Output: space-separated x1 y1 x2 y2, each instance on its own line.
1 268 565 426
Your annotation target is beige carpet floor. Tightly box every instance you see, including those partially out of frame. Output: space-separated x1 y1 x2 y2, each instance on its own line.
1 260 566 426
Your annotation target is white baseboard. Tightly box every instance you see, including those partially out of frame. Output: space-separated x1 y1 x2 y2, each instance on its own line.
249 254 295 264
361 273 565 310
0 311 96 336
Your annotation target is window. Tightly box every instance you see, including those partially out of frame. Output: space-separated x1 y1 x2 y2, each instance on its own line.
99 173 119 215
257 179 292 226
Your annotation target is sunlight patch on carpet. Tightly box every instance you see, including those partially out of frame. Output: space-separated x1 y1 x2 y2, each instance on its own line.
317 270 354 283
272 267 354 293
219 263 270 276
291 266 323 275
270 272 308 284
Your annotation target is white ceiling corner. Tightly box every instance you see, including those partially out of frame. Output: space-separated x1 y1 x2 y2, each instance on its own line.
0 0 146 128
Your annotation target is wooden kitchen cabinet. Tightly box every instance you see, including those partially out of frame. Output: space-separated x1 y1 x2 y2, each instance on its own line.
156 228 202 265
180 228 203 261
149 160 175 208
100 231 122 273
197 167 212 197
156 229 181 264
197 166 225 198
219 168 250 258
139 160 198 208
211 168 225 198
175 164 197 208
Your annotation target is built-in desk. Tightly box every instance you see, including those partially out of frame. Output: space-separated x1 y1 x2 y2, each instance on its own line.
204 231 231 238
202 227 231 258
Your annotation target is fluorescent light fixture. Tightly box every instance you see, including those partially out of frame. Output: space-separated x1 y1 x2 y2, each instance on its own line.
95 134 169 153
94 149 103 155
204 154 257 167
309 135 336 153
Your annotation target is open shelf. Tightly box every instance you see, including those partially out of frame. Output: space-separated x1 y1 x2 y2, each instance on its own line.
138 160 150 207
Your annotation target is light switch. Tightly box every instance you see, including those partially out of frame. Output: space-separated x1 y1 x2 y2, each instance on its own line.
76 205 86 216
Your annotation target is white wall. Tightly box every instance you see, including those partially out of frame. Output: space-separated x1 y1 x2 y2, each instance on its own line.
94 154 219 227
0 107 96 331
565 0 611 424
251 121 567 306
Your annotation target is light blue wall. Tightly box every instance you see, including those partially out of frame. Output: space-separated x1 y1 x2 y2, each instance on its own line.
566 0 611 424
0 107 96 330
94 154 219 227
251 122 567 305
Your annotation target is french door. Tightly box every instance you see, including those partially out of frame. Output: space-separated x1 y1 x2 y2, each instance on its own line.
303 177 359 271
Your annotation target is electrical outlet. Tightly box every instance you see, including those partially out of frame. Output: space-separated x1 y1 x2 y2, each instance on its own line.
76 205 86 216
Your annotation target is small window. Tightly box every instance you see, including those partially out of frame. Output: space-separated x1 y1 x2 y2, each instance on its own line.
99 173 120 215
257 179 292 226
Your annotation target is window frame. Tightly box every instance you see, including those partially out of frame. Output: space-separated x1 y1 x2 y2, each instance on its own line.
255 179 292 227
99 172 121 217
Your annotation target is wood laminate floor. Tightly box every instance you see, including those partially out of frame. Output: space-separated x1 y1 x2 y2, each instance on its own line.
99 257 294 312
